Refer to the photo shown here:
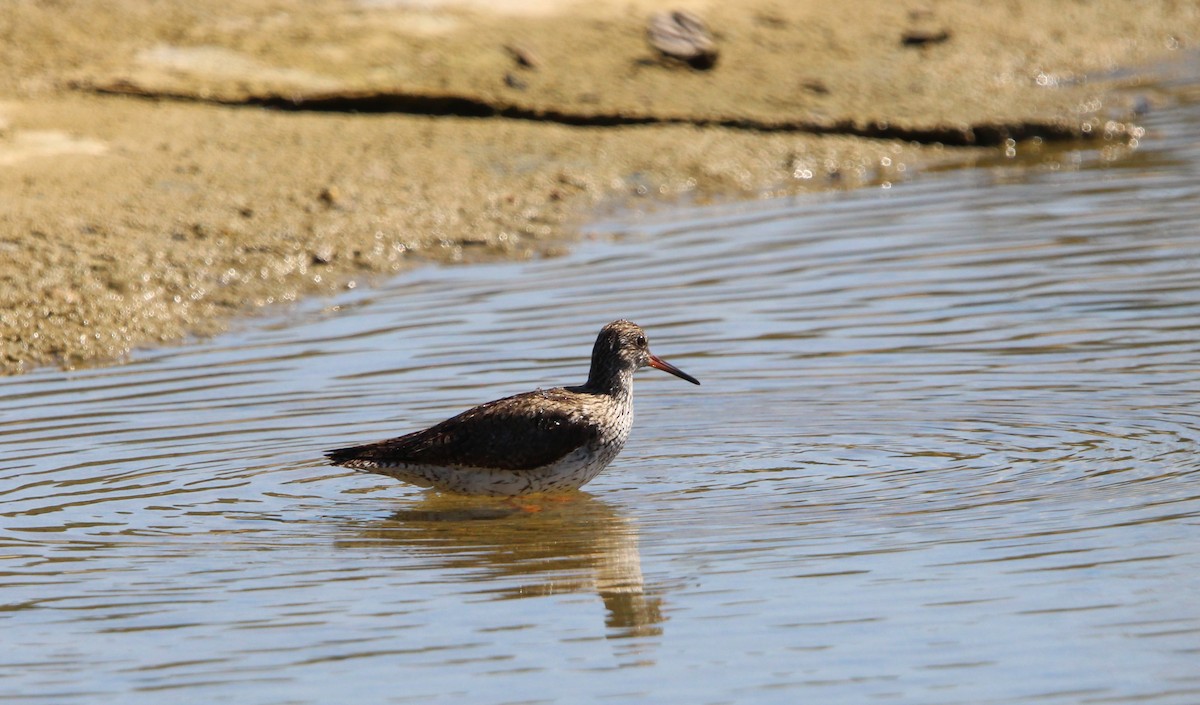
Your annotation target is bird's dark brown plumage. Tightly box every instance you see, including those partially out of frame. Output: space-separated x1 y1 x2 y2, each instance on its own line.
325 387 598 471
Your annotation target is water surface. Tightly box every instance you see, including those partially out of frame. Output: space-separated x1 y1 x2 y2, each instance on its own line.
3 80 1200 703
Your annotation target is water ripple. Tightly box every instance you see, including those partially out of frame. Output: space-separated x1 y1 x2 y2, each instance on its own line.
3 76 1200 704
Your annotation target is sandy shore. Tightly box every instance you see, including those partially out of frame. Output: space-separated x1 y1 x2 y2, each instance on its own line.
2 0 1197 373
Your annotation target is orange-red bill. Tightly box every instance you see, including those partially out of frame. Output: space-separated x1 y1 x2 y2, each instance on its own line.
648 354 700 385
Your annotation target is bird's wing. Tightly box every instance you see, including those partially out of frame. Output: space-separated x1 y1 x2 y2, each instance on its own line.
326 389 598 471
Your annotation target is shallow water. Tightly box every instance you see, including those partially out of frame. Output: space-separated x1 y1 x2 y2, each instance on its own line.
5 81 1200 702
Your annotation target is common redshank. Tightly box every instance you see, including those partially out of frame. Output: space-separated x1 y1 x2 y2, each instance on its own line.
325 320 700 496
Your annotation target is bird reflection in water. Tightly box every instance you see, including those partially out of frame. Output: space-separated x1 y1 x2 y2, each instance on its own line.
348 494 664 648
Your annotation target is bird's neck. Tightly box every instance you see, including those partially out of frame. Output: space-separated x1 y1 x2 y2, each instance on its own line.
585 365 635 399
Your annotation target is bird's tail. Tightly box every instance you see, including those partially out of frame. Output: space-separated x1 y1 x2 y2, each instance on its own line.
325 444 379 469
325 443 435 488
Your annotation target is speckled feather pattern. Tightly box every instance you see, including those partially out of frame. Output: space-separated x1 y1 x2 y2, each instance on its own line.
325 321 695 496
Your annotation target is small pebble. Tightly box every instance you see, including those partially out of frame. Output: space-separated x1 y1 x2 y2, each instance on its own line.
503 43 541 70
901 28 952 46
318 186 342 208
647 10 719 70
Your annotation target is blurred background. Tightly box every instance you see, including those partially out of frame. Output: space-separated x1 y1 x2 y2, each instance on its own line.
3 2 1200 703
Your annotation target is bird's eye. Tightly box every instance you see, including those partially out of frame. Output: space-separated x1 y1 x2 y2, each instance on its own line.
635 335 646 347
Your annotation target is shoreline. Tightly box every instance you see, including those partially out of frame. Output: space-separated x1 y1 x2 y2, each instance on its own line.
2 0 1198 374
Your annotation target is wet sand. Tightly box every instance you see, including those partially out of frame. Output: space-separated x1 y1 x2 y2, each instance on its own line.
1 0 1197 373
